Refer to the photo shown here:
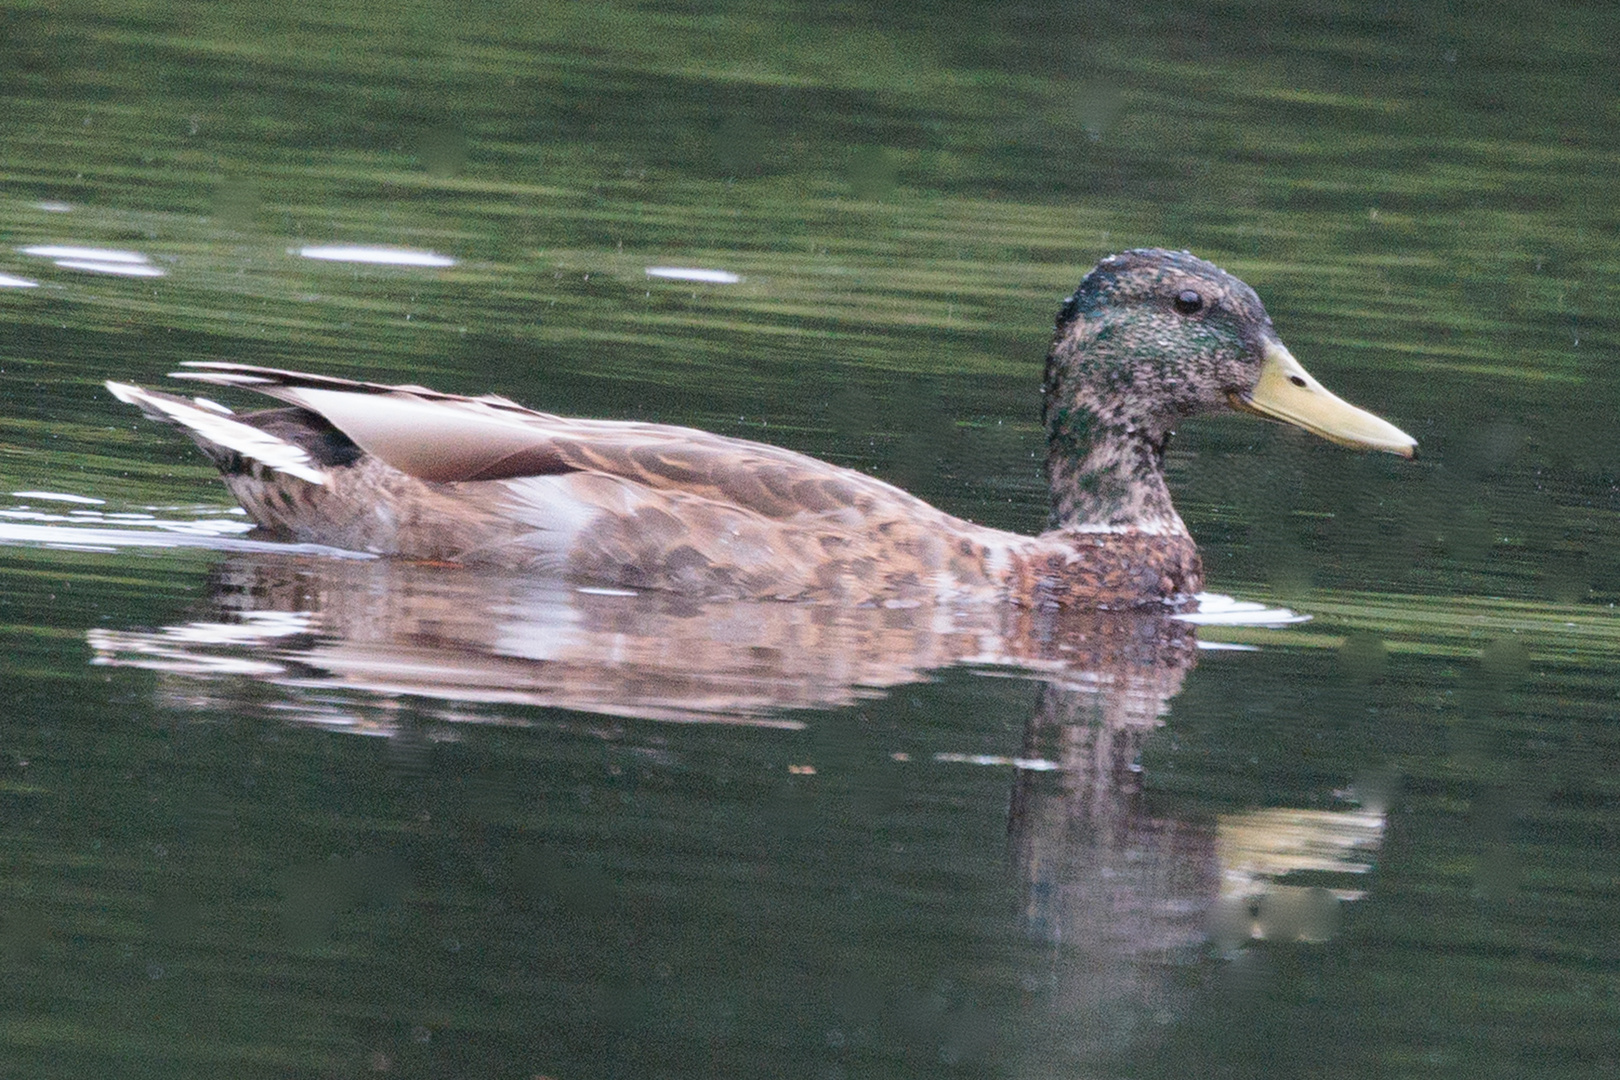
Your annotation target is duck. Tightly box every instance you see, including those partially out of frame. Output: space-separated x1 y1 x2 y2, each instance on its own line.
107 249 1415 609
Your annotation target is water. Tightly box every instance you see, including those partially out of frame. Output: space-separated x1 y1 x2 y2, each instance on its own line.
2 1 1618 1076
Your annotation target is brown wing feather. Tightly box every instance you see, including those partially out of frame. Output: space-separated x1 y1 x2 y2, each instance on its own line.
171 363 949 525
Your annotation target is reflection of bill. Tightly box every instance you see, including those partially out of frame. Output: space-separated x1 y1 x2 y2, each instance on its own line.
1213 806 1385 942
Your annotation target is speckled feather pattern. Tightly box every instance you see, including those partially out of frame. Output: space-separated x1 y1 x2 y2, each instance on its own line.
1042 249 1276 535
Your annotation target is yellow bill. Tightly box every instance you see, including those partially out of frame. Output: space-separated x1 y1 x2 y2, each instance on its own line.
1230 341 1417 458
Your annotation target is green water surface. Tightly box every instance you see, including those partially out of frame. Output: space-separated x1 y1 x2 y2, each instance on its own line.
1 2 1617 1077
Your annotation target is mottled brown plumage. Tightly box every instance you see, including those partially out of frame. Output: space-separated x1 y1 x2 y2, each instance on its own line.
107 249 1415 608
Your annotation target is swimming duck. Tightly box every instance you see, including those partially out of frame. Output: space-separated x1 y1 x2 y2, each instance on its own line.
108 249 1415 608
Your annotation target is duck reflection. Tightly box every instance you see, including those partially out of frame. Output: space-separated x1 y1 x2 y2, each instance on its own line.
90 552 1210 727
88 551 1382 1045
1007 676 1383 1054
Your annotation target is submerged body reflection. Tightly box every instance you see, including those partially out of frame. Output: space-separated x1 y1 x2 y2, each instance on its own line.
91 552 1207 727
90 552 1381 1059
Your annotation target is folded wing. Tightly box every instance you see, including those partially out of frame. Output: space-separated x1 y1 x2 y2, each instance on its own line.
171 362 944 524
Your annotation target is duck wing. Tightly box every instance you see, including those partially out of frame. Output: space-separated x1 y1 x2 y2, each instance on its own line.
171 363 942 524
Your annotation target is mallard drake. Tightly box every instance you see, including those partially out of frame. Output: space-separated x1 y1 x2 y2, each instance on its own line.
108 249 1414 608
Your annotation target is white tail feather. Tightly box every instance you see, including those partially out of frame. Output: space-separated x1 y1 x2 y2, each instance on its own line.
106 382 330 485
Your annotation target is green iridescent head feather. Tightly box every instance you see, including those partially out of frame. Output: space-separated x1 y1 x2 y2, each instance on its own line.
1041 249 1414 533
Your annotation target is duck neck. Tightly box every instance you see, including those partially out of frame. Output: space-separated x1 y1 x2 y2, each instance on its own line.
1043 402 1188 537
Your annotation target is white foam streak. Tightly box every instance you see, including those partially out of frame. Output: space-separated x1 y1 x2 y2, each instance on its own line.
21 245 148 263
54 260 166 277
1178 593 1311 627
296 245 456 267
11 491 105 505
645 266 742 284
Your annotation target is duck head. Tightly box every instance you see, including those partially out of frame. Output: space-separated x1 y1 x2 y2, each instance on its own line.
1041 248 1415 534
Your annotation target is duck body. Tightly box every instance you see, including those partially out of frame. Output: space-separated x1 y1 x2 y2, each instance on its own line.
109 369 1202 606
108 250 1413 608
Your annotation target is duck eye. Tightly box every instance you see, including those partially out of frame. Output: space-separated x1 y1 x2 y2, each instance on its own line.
1173 289 1204 315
